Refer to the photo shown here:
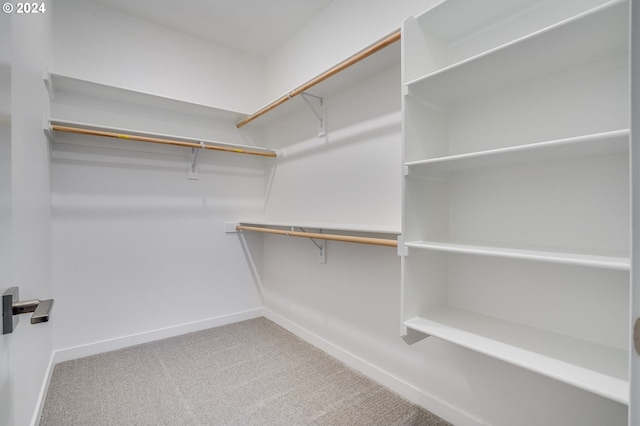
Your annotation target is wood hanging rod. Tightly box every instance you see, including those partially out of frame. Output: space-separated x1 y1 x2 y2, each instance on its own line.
236 29 402 129
50 124 277 158
236 225 398 247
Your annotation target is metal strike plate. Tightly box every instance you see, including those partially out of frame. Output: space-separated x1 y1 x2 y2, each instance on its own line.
634 317 640 356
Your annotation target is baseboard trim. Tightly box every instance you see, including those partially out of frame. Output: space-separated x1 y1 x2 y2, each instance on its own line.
263 308 486 426
53 308 265 364
31 351 55 426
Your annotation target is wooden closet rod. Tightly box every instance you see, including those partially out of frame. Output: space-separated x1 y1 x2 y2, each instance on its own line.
236 29 401 129
51 124 277 158
236 225 398 247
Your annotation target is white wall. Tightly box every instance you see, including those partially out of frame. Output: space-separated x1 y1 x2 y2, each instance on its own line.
51 139 265 356
50 0 266 359
54 0 266 113
258 1 629 425
265 0 436 100
261 64 401 228
10 7 55 426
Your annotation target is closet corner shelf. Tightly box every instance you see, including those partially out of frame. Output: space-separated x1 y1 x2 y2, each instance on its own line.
404 309 629 405
48 120 277 158
404 0 628 105
404 240 630 271
236 29 401 128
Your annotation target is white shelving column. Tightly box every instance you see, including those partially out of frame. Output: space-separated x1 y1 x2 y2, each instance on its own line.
400 0 632 405
629 0 640 423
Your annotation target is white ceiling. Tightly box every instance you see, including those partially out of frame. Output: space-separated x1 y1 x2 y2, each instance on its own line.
90 0 335 58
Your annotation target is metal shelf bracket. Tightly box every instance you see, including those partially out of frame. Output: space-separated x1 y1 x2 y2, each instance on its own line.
188 141 206 180
300 92 326 137
295 227 326 263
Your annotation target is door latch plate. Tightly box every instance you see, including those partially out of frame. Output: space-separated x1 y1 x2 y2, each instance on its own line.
634 317 640 356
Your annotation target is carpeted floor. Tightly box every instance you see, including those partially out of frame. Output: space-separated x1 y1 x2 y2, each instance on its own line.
40 317 451 425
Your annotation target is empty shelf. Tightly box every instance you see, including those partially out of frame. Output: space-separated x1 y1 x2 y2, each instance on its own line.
405 0 628 105
404 240 630 270
405 130 629 176
404 308 629 404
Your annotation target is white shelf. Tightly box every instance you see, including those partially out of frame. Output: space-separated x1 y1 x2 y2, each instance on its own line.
405 0 628 105
45 73 274 158
404 308 629 404
238 219 400 235
405 130 629 176
48 119 277 157
46 73 247 122
405 240 630 271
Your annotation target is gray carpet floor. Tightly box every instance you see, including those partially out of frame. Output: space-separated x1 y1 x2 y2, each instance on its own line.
40 317 451 426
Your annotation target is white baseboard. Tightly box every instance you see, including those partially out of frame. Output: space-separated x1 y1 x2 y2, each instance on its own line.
31 351 55 426
53 308 265 364
263 308 486 426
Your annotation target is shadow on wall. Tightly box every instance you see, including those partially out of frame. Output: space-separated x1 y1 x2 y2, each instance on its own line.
276 110 401 162
50 136 266 220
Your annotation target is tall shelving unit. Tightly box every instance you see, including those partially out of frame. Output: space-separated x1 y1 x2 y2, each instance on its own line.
400 0 631 405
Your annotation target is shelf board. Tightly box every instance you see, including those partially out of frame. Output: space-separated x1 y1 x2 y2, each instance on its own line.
414 0 536 44
239 219 400 235
46 73 247 122
405 130 629 176
404 240 630 271
404 308 629 404
48 119 277 157
404 0 628 105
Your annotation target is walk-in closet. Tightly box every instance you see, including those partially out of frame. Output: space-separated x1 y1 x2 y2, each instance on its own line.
1 0 639 425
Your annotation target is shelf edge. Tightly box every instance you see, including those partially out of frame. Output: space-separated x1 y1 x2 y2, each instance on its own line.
404 129 630 169
239 219 401 235
403 0 627 89
404 241 630 271
404 315 629 404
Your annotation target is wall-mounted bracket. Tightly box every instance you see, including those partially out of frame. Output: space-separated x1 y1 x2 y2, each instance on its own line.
188 141 206 180
44 67 55 101
300 92 326 137
296 227 326 264
224 222 240 233
2 287 54 335
397 235 407 257
44 119 55 142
